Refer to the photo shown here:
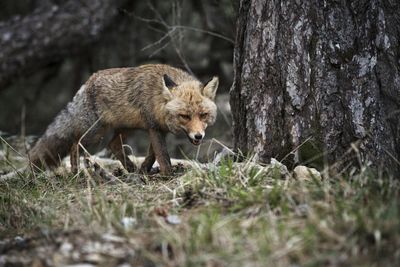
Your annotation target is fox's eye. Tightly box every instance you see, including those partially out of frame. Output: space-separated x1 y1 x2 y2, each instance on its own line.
200 113 208 119
179 114 191 120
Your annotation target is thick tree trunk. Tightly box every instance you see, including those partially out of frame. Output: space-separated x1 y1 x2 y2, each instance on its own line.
0 0 126 89
230 0 400 172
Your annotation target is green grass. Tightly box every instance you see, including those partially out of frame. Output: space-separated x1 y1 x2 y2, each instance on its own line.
0 155 399 266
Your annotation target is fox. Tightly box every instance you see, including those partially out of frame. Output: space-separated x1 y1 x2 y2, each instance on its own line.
28 64 219 175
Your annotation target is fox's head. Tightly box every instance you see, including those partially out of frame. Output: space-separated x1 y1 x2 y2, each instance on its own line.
163 74 219 145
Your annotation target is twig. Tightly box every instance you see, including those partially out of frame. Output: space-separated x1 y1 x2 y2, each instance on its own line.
1 159 25 181
0 136 27 159
125 3 232 75
0 135 43 173
280 136 313 163
84 155 118 183
210 138 235 154
148 41 171 58
170 25 234 44
141 28 176 51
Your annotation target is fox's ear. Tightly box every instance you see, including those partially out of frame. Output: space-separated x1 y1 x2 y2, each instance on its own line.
163 74 177 89
202 76 219 100
162 74 177 98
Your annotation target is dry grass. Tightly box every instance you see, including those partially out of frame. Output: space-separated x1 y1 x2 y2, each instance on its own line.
0 142 399 266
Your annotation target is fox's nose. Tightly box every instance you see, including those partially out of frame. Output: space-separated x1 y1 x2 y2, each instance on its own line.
194 133 203 140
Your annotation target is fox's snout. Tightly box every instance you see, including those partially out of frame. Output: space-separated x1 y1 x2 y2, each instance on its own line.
183 117 207 145
193 133 204 140
188 130 205 145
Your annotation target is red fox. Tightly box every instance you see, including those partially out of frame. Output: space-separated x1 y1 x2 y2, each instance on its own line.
29 64 219 175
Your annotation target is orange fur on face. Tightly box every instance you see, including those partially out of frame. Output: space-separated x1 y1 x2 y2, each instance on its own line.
164 81 217 142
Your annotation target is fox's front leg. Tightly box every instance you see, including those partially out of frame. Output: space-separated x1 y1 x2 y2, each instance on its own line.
140 143 156 173
108 131 137 173
148 129 172 175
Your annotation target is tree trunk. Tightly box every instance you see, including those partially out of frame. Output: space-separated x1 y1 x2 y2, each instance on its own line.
230 0 400 173
0 0 127 90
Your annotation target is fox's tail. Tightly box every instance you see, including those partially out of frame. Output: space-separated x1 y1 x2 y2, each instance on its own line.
29 134 73 171
29 85 93 171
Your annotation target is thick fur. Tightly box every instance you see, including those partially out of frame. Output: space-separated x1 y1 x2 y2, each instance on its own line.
29 64 219 175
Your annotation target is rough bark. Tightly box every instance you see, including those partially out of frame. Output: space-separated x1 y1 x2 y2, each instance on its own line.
0 0 126 89
230 0 400 172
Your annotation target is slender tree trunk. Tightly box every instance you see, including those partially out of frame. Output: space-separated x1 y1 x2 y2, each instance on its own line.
230 0 400 173
0 0 127 90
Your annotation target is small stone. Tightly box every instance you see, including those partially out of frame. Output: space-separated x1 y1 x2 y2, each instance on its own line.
102 233 125 243
84 253 102 263
59 242 73 255
121 217 136 229
14 236 24 243
293 166 321 181
268 158 290 176
166 215 181 225
64 264 96 267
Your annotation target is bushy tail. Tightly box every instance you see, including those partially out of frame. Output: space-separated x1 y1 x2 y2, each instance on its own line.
28 108 78 171
29 135 73 171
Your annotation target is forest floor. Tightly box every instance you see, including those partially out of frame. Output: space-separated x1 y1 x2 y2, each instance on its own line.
0 137 399 267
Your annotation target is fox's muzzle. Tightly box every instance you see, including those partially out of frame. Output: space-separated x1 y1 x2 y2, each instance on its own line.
188 131 204 146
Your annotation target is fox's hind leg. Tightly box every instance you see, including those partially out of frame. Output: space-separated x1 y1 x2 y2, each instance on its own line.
108 131 137 173
140 144 156 173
